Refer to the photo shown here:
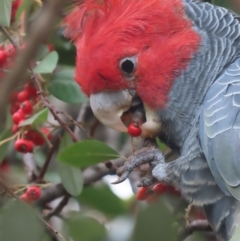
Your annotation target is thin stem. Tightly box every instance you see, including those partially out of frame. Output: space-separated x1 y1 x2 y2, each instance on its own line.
0 26 20 51
0 133 18 146
36 137 60 183
44 194 70 220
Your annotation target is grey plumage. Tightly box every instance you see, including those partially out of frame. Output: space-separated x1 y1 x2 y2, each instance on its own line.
200 58 240 194
199 58 240 240
147 1 240 239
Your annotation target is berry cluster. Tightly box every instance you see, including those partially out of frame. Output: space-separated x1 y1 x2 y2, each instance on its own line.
20 186 42 204
136 183 180 202
11 82 52 153
0 2 22 75
0 44 16 79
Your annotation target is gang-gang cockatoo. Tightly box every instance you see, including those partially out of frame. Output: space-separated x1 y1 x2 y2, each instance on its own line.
64 0 240 240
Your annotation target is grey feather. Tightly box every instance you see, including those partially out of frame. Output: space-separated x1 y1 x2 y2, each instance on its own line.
155 1 240 240
199 57 240 198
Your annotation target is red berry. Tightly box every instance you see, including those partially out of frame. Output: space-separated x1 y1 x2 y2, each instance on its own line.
12 110 25 124
17 90 30 102
42 127 52 141
168 186 181 196
11 0 22 23
26 186 41 201
0 50 8 66
12 0 21 9
10 102 20 114
20 100 33 114
24 128 52 146
47 44 55 52
24 130 38 143
136 186 149 201
152 183 167 195
0 160 9 173
20 193 29 201
5 44 15 58
24 130 43 145
25 83 37 97
146 193 158 203
14 139 34 153
20 193 33 204
12 124 19 134
128 123 142 137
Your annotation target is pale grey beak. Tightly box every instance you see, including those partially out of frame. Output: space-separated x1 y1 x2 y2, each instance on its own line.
90 90 133 132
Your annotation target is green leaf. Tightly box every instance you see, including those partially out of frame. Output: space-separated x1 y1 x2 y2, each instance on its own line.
58 140 122 168
48 67 88 104
35 45 50 61
0 0 12 27
16 0 30 22
77 185 127 217
58 162 83 196
57 134 83 196
131 201 178 241
155 137 167 151
33 51 59 74
0 202 44 241
20 108 48 127
66 215 107 241
0 128 12 163
34 150 46 167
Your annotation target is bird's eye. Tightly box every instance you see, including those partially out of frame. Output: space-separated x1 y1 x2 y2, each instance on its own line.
120 57 137 75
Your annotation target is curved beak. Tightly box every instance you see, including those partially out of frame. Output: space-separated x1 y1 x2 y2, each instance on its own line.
90 90 133 132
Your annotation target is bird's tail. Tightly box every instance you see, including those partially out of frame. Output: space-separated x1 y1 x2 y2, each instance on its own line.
203 197 240 241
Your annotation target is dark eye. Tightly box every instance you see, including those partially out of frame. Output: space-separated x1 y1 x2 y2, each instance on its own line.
120 57 137 75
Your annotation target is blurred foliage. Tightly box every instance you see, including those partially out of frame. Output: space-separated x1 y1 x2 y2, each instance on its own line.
77 184 128 217
0 0 11 27
131 201 179 241
0 202 44 241
213 0 229 7
66 214 107 241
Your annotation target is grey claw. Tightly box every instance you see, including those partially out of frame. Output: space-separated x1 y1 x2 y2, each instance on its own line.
111 171 130 184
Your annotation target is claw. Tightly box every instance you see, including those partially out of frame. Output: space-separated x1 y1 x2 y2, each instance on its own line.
112 147 164 185
111 170 130 184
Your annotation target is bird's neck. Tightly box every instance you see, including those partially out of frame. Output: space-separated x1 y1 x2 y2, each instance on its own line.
157 33 240 150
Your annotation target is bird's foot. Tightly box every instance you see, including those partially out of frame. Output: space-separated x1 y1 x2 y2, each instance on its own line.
112 146 168 185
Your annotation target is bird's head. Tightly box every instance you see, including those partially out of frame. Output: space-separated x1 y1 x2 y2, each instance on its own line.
64 0 201 133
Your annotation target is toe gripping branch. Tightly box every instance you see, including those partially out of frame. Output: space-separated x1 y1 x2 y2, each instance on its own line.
112 147 165 185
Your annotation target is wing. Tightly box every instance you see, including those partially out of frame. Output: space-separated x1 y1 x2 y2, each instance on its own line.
199 57 240 200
